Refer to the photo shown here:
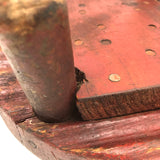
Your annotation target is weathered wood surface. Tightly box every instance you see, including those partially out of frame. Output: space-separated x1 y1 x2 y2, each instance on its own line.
68 0 160 120
0 0 77 122
1 0 160 122
1 0 160 159
1 50 160 159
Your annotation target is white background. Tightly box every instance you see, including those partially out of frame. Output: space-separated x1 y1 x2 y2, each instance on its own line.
0 116 40 160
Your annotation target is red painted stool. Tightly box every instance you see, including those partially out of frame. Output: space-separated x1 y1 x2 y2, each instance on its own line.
0 0 160 159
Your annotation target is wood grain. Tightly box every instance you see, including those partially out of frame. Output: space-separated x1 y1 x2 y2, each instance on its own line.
68 0 160 120
1 50 160 159
77 86 160 120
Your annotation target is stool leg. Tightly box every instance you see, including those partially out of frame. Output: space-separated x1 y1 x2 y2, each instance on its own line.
0 0 77 122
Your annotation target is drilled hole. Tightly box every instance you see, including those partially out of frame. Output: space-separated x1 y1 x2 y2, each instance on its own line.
101 39 112 45
79 10 86 15
74 39 84 46
79 4 86 7
97 24 106 30
148 24 157 29
109 74 121 82
145 49 157 56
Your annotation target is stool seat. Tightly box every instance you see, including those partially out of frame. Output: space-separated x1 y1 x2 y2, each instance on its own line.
1 0 160 159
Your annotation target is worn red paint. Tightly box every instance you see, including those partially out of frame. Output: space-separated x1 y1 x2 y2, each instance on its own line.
1 50 160 159
1 0 160 159
68 0 160 120
1 0 160 121
70 0 160 97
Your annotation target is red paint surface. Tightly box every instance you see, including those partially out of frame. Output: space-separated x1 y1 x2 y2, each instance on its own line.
1 43 160 159
1 48 160 159
68 0 160 99
1 1 160 159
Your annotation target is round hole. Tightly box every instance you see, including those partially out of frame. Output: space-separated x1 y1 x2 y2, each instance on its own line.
148 24 157 29
101 39 112 45
97 24 106 30
79 4 86 7
74 39 84 46
79 10 86 15
145 49 157 56
109 74 121 82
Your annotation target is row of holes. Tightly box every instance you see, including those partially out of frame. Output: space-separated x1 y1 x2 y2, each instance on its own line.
74 2 158 82
78 0 160 15
75 3 158 57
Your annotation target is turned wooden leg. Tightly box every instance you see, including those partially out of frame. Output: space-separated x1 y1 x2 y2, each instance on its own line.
0 0 77 122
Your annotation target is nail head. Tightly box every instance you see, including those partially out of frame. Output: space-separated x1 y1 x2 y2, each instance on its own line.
109 74 121 82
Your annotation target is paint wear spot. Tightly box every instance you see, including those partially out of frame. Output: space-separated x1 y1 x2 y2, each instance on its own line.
135 8 141 11
143 1 150 4
97 24 106 30
121 2 138 6
79 10 86 15
74 39 84 46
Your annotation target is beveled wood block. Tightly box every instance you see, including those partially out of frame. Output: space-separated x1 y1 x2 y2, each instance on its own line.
68 0 160 120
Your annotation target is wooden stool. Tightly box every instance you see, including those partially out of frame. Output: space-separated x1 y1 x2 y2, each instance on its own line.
0 0 160 159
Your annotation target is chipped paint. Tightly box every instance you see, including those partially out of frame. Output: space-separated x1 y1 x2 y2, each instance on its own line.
0 70 9 75
147 147 160 154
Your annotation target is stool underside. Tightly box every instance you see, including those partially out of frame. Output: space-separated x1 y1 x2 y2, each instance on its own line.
1 0 160 159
